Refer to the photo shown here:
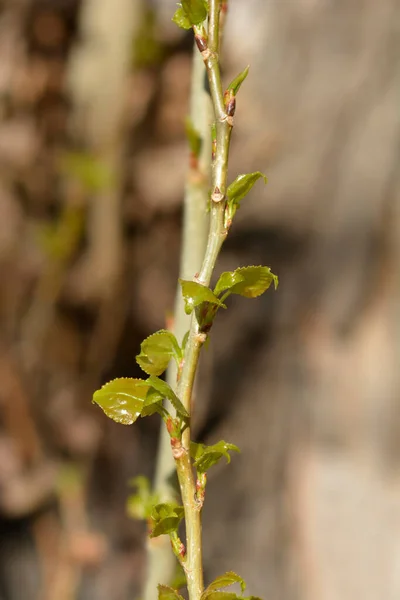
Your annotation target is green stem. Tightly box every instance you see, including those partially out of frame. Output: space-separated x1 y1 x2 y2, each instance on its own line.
175 329 205 600
175 446 203 598
175 1 234 598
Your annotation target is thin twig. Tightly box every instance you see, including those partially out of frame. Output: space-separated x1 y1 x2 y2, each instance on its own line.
174 1 234 598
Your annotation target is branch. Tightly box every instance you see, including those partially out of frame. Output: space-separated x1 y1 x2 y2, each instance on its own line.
143 38 212 600
174 1 235 597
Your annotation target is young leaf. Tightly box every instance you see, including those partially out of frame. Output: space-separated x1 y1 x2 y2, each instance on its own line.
190 441 240 474
215 266 278 299
227 65 250 96
150 502 185 538
227 171 267 206
181 330 190 352
202 593 239 600
172 5 191 29
214 270 245 297
158 584 185 600
147 376 189 421
181 0 208 25
195 301 220 333
204 572 246 595
185 117 202 158
179 280 226 315
141 388 166 418
170 562 187 591
136 329 181 376
92 378 149 425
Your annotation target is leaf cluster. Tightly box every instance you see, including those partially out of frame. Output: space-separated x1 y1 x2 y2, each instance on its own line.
158 571 262 600
180 265 278 332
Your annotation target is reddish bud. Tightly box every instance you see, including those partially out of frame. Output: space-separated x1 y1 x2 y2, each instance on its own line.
178 541 186 558
195 35 208 54
166 417 174 435
226 97 236 117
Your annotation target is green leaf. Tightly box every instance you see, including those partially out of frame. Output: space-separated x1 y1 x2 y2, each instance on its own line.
141 388 166 418
227 171 267 206
179 280 226 315
203 572 246 598
126 476 158 520
202 594 239 600
227 65 250 96
150 502 185 538
185 117 202 158
215 266 278 299
190 441 240 474
136 329 181 376
214 270 245 297
181 330 190 352
225 171 267 225
172 0 207 29
182 0 208 25
158 584 185 600
172 6 192 29
207 573 246 593
170 562 187 591
146 376 189 421
92 378 149 425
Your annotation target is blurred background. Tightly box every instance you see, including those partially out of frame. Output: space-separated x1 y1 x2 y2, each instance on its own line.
1 0 400 599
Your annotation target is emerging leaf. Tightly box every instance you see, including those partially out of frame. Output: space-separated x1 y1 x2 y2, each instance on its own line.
202 594 239 600
225 172 267 224
136 329 181 376
195 301 220 334
181 330 190 352
190 441 240 474
206 572 246 594
227 171 267 206
172 5 192 29
182 0 208 25
158 584 185 600
214 270 245 297
147 376 189 421
185 117 202 158
172 0 207 29
150 502 185 538
227 65 250 96
202 572 246 600
179 280 226 315
215 266 278 299
92 378 149 425
170 562 187 592
141 388 166 418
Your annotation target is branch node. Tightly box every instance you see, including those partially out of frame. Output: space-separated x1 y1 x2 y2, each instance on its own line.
171 438 185 459
194 332 207 344
211 187 224 203
219 114 234 127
